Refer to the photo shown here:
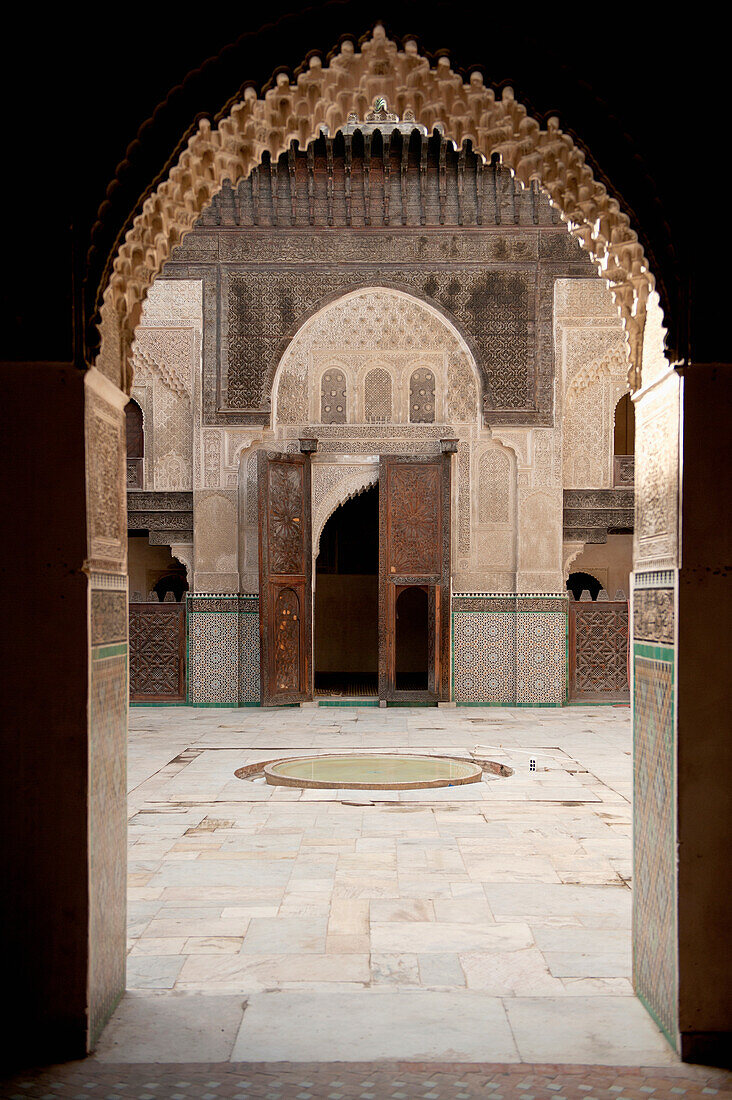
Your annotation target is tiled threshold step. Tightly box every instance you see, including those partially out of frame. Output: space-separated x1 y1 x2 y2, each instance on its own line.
5 1061 731 1100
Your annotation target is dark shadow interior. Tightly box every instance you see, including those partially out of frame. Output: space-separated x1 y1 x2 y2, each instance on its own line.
314 485 378 696
567 571 603 601
614 392 636 455
395 585 429 691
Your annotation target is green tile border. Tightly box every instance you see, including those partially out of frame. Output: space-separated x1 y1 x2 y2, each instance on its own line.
130 701 189 708
634 641 675 664
317 700 379 707
93 642 128 660
456 700 564 708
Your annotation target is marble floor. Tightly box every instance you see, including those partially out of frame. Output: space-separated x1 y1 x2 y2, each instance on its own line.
95 704 679 1066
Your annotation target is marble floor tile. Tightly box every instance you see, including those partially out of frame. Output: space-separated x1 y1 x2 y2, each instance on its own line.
417 952 466 987
231 990 519 1061
240 916 328 954
543 950 631 978
182 936 244 954
177 952 370 989
117 703 673 1066
126 954 185 989
371 919 533 954
370 952 421 986
460 947 565 995
504 995 677 1064
92 992 246 1061
369 898 435 922
128 937 186 956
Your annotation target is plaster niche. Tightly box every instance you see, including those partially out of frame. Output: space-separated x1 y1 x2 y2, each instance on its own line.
470 443 516 587
238 448 262 593
130 278 202 492
273 287 479 429
518 488 563 590
563 351 629 488
193 490 238 591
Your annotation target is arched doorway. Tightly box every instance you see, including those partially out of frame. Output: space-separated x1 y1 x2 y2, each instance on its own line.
9 21 729 1069
567 570 604 601
395 585 429 691
314 485 379 698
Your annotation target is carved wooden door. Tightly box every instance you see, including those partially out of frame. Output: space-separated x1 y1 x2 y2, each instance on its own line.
379 454 451 702
258 451 313 706
569 600 629 702
129 603 186 702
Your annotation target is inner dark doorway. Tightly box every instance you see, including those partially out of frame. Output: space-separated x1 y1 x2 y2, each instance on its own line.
314 483 378 697
395 586 429 691
567 571 603 601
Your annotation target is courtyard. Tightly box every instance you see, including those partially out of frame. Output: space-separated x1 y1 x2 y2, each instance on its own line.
94 704 676 1066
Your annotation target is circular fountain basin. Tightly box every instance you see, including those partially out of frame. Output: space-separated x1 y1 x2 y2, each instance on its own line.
262 753 483 790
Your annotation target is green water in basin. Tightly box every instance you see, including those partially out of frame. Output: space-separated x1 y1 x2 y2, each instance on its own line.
263 753 482 789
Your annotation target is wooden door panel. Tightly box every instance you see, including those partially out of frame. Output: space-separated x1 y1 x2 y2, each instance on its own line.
386 464 442 575
129 603 186 702
379 455 451 702
258 452 313 706
569 600 629 701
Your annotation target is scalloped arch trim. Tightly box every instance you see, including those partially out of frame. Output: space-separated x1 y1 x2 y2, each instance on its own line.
101 23 653 388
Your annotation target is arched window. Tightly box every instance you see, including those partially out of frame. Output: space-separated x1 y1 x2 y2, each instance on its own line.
320 369 347 424
153 571 190 603
567 571 603 601
364 367 392 422
614 393 635 455
409 368 436 423
613 393 635 486
125 398 144 488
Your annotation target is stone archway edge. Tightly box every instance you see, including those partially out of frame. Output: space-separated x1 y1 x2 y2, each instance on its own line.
99 24 651 391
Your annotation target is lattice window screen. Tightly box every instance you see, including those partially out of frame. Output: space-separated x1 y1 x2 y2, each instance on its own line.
409 368 436 423
320 369 347 424
364 367 392 422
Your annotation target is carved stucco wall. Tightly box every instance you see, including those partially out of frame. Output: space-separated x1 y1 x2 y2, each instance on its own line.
99 25 653 398
130 279 201 491
129 278 249 592
274 288 478 427
130 279 599 595
194 490 239 592
555 278 630 490
228 287 563 594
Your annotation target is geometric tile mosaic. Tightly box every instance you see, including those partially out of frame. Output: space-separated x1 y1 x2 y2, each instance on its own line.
453 612 515 703
633 650 677 1046
452 597 568 706
516 610 567 705
239 609 260 703
89 646 128 1045
187 595 261 706
189 593 568 707
188 609 239 706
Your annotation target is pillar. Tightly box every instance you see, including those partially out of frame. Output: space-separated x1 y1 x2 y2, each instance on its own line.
631 359 732 1063
1 362 128 1063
